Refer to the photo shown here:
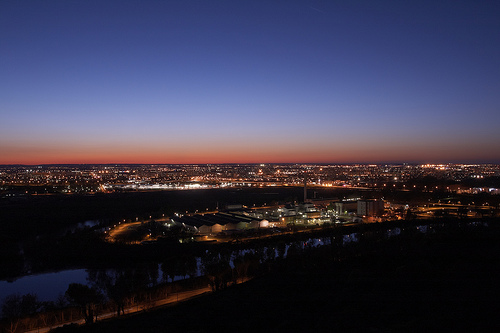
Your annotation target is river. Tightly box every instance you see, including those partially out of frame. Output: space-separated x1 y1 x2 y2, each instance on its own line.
0 269 88 303
1 221 487 307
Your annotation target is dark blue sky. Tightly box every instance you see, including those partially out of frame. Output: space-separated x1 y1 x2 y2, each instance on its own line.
1 0 499 164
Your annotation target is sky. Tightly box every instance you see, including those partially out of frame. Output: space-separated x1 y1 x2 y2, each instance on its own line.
1 0 500 165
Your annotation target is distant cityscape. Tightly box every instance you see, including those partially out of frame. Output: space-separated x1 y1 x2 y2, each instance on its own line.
1 163 499 195
2 163 499 242
2 163 500 331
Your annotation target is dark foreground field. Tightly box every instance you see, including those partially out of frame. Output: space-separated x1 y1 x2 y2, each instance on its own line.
53 224 500 333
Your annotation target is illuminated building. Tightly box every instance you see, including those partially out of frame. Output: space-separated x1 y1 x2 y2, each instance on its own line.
357 199 384 217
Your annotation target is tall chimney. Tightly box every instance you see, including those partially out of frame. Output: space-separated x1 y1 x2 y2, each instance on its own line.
304 176 307 202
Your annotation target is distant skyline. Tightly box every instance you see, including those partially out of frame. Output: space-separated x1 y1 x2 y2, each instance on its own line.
1 0 500 165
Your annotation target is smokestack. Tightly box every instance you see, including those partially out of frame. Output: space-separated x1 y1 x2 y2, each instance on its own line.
304 177 307 202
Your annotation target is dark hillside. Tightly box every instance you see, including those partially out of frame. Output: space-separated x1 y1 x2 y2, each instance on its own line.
52 223 500 332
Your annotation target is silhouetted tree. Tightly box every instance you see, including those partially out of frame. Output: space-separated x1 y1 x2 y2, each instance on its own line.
1 293 40 333
65 283 103 324
232 254 249 283
161 257 180 283
202 252 232 291
88 268 134 316
1 294 22 333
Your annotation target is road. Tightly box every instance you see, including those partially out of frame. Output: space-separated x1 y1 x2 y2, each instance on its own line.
25 286 212 333
105 221 142 243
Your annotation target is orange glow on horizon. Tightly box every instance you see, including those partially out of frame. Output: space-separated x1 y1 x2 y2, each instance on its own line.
1 134 499 165
1 143 496 165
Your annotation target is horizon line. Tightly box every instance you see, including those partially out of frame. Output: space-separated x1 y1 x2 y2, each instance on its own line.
1 161 499 167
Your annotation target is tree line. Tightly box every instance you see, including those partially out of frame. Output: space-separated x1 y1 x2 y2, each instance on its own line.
1 216 498 332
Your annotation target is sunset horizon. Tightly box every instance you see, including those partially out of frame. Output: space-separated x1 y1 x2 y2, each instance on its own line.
2 1 500 166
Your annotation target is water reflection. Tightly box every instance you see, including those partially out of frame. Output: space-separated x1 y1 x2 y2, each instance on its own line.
1 221 490 304
0 234 357 303
386 228 401 238
0 269 87 303
343 233 359 244
416 225 428 233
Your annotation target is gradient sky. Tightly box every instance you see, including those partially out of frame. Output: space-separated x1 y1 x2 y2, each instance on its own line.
1 0 500 164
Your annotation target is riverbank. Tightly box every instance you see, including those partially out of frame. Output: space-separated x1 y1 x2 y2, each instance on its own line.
49 219 500 332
